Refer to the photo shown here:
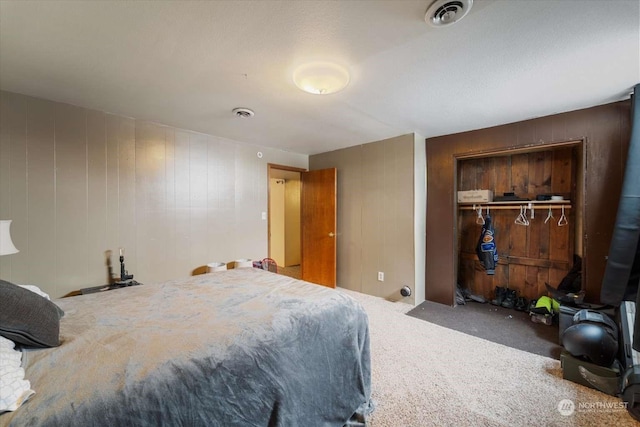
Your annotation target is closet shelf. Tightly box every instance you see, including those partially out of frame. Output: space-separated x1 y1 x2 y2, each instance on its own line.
458 200 571 210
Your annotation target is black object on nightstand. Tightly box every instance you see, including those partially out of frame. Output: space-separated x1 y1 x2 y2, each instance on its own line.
112 247 142 287
80 279 142 295
80 248 142 294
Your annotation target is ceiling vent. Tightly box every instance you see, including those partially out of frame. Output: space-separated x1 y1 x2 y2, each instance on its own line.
425 0 473 27
232 107 255 118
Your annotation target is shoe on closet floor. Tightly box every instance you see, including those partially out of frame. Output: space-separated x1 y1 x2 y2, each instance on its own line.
490 286 506 306
514 296 529 311
501 289 517 309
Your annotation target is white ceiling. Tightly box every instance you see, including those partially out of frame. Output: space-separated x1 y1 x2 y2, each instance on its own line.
1 0 638 155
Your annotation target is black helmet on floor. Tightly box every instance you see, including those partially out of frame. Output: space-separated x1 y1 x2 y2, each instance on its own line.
562 322 618 367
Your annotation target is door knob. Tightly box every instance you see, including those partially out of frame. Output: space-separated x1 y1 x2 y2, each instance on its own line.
328 232 335 237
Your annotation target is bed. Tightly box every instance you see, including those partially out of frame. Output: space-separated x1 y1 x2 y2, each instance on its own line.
0 268 372 426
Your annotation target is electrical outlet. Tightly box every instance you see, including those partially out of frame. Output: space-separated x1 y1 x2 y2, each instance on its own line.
377 272 384 282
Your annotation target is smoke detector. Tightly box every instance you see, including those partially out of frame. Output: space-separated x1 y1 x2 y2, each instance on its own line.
232 107 255 118
425 0 473 27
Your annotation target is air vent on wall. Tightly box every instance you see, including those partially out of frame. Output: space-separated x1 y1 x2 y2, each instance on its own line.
425 0 473 27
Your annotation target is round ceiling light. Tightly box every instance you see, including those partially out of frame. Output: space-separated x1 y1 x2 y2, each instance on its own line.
293 61 350 95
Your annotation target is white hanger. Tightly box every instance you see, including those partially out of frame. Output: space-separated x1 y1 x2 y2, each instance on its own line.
475 205 485 225
544 205 554 224
558 205 568 226
515 205 529 226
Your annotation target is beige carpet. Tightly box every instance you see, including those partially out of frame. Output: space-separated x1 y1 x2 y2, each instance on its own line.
338 288 638 427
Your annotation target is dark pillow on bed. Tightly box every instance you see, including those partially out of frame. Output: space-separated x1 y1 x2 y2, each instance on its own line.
0 279 64 348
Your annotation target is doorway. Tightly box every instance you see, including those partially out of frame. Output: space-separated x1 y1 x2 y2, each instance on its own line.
268 164 305 276
267 164 338 287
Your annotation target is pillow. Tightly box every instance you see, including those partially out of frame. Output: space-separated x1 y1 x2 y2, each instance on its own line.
0 280 64 348
18 284 52 300
0 335 35 412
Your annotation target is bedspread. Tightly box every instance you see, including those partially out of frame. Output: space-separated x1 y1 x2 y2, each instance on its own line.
1 268 371 427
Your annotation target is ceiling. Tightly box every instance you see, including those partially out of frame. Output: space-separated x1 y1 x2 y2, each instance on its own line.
1 1 638 155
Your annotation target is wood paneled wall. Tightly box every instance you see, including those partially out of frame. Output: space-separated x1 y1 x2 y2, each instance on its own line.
0 91 307 297
457 147 576 301
426 100 631 305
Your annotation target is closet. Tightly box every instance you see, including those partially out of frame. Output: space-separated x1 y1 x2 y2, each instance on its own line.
456 142 583 301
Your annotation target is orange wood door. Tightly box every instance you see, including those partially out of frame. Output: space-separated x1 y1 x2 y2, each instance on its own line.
301 168 337 288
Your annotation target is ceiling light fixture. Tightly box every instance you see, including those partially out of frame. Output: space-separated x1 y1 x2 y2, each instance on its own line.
293 61 350 95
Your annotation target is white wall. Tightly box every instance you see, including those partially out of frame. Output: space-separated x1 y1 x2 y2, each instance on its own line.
284 179 301 266
0 91 308 297
269 178 286 266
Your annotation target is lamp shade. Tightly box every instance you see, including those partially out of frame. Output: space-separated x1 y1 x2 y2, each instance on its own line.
293 61 350 95
0 220 19 256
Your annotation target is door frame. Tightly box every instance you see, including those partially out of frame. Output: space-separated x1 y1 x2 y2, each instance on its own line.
267 164 306 264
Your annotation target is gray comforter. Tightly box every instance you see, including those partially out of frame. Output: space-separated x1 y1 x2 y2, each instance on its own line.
2 268 372 426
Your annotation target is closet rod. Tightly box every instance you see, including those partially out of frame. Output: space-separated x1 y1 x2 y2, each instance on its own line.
458 205 572 211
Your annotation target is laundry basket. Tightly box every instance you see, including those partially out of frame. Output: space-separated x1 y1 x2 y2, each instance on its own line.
261 258 278 273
